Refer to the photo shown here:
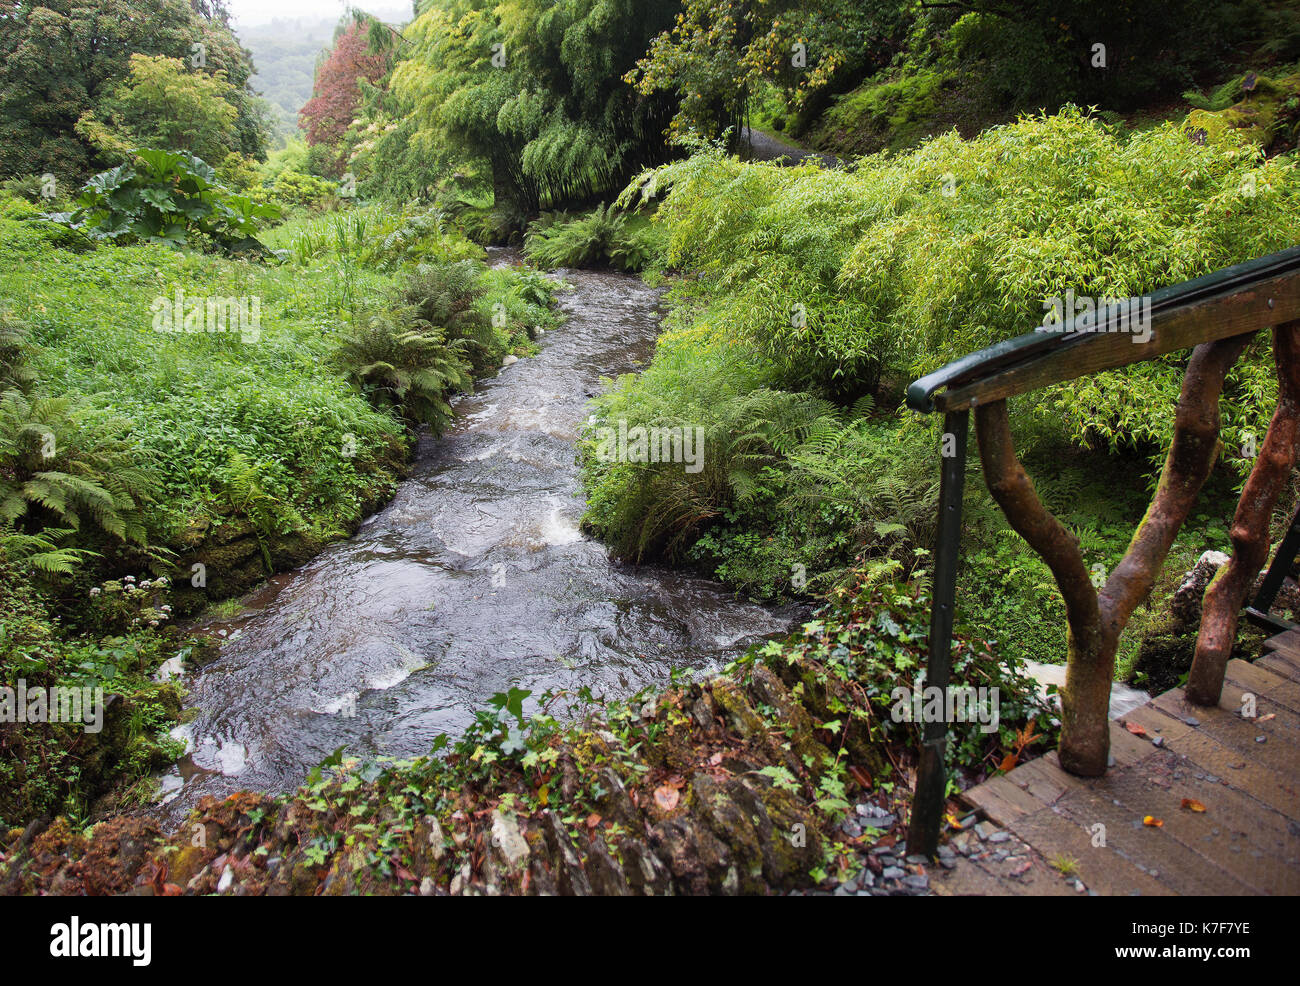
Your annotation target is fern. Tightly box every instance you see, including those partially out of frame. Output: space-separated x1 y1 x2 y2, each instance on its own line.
0 528 97 575
335 309 473 432
399 261 499 374
524 204 631 270
0 388 158 555
0 307 37 393
1183 76 1244 111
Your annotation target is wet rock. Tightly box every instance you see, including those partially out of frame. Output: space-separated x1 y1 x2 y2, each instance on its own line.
538 811 591 897
647 815 732 896
584 837 631 896
736 775 823 888
490 810 530 872
425 815 447 861
166 844 212 887
1186 72 1300 149
448 861 471 896
620 836 674 896
690 693 717 731
597 767 640 830
1131 552 1228 694
559 753 581 804
79 817 163 896
748 664 830 768
709 679 767 741
528 857 559 896
1171 552 1230 629
690 774 765 893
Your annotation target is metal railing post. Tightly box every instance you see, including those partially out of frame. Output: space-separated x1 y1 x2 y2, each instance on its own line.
1246 502 1300 633
906 409 968 857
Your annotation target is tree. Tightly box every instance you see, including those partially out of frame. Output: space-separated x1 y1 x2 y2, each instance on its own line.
373 0 678 213
627 0 907 143
933 0 1259 111
299 19 393 177
0 0 267 181
75 55 242 167
1188 325 1300 705
973 320 1299 774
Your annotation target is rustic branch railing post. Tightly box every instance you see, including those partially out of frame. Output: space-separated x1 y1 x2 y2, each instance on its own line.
1188 321 1300 704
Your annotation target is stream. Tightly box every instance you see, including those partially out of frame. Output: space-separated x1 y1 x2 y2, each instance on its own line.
153 257 792 823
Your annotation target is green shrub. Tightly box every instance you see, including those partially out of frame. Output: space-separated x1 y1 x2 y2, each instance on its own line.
626 107 1300 452
45 148 281 255
0 307 36 393
0 389 159 557
267 169 341 210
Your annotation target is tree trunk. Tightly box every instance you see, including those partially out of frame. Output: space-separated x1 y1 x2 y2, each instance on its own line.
1187 322 1300 705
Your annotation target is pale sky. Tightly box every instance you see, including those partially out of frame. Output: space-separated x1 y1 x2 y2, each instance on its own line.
226 0 410 28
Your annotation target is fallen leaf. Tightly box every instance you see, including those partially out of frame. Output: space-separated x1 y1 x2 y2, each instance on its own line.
653 784 680 812
585 812 602 829
708 752 723 767
395 866 415 882
848 765 872 788
1257 713 1275 723
998 753 1018 772
1124 722 1147 737
537 784 549 806
1143 815 1164 827
1180 798 1206 813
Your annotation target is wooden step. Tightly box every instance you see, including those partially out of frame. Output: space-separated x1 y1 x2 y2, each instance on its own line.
1264 629 1300 662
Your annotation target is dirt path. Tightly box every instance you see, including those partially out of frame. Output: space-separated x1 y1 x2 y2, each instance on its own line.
742 126 841 168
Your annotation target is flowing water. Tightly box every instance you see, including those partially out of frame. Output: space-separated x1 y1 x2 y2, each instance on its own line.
154 258 792 823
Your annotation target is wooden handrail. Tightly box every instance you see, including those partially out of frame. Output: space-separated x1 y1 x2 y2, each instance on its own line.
903 246 1300 858
907 245 1300 413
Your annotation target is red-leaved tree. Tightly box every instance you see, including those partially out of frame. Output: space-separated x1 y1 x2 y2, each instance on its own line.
299 21 389 176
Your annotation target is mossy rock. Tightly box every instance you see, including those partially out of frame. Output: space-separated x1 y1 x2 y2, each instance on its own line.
1186 72 1300 148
